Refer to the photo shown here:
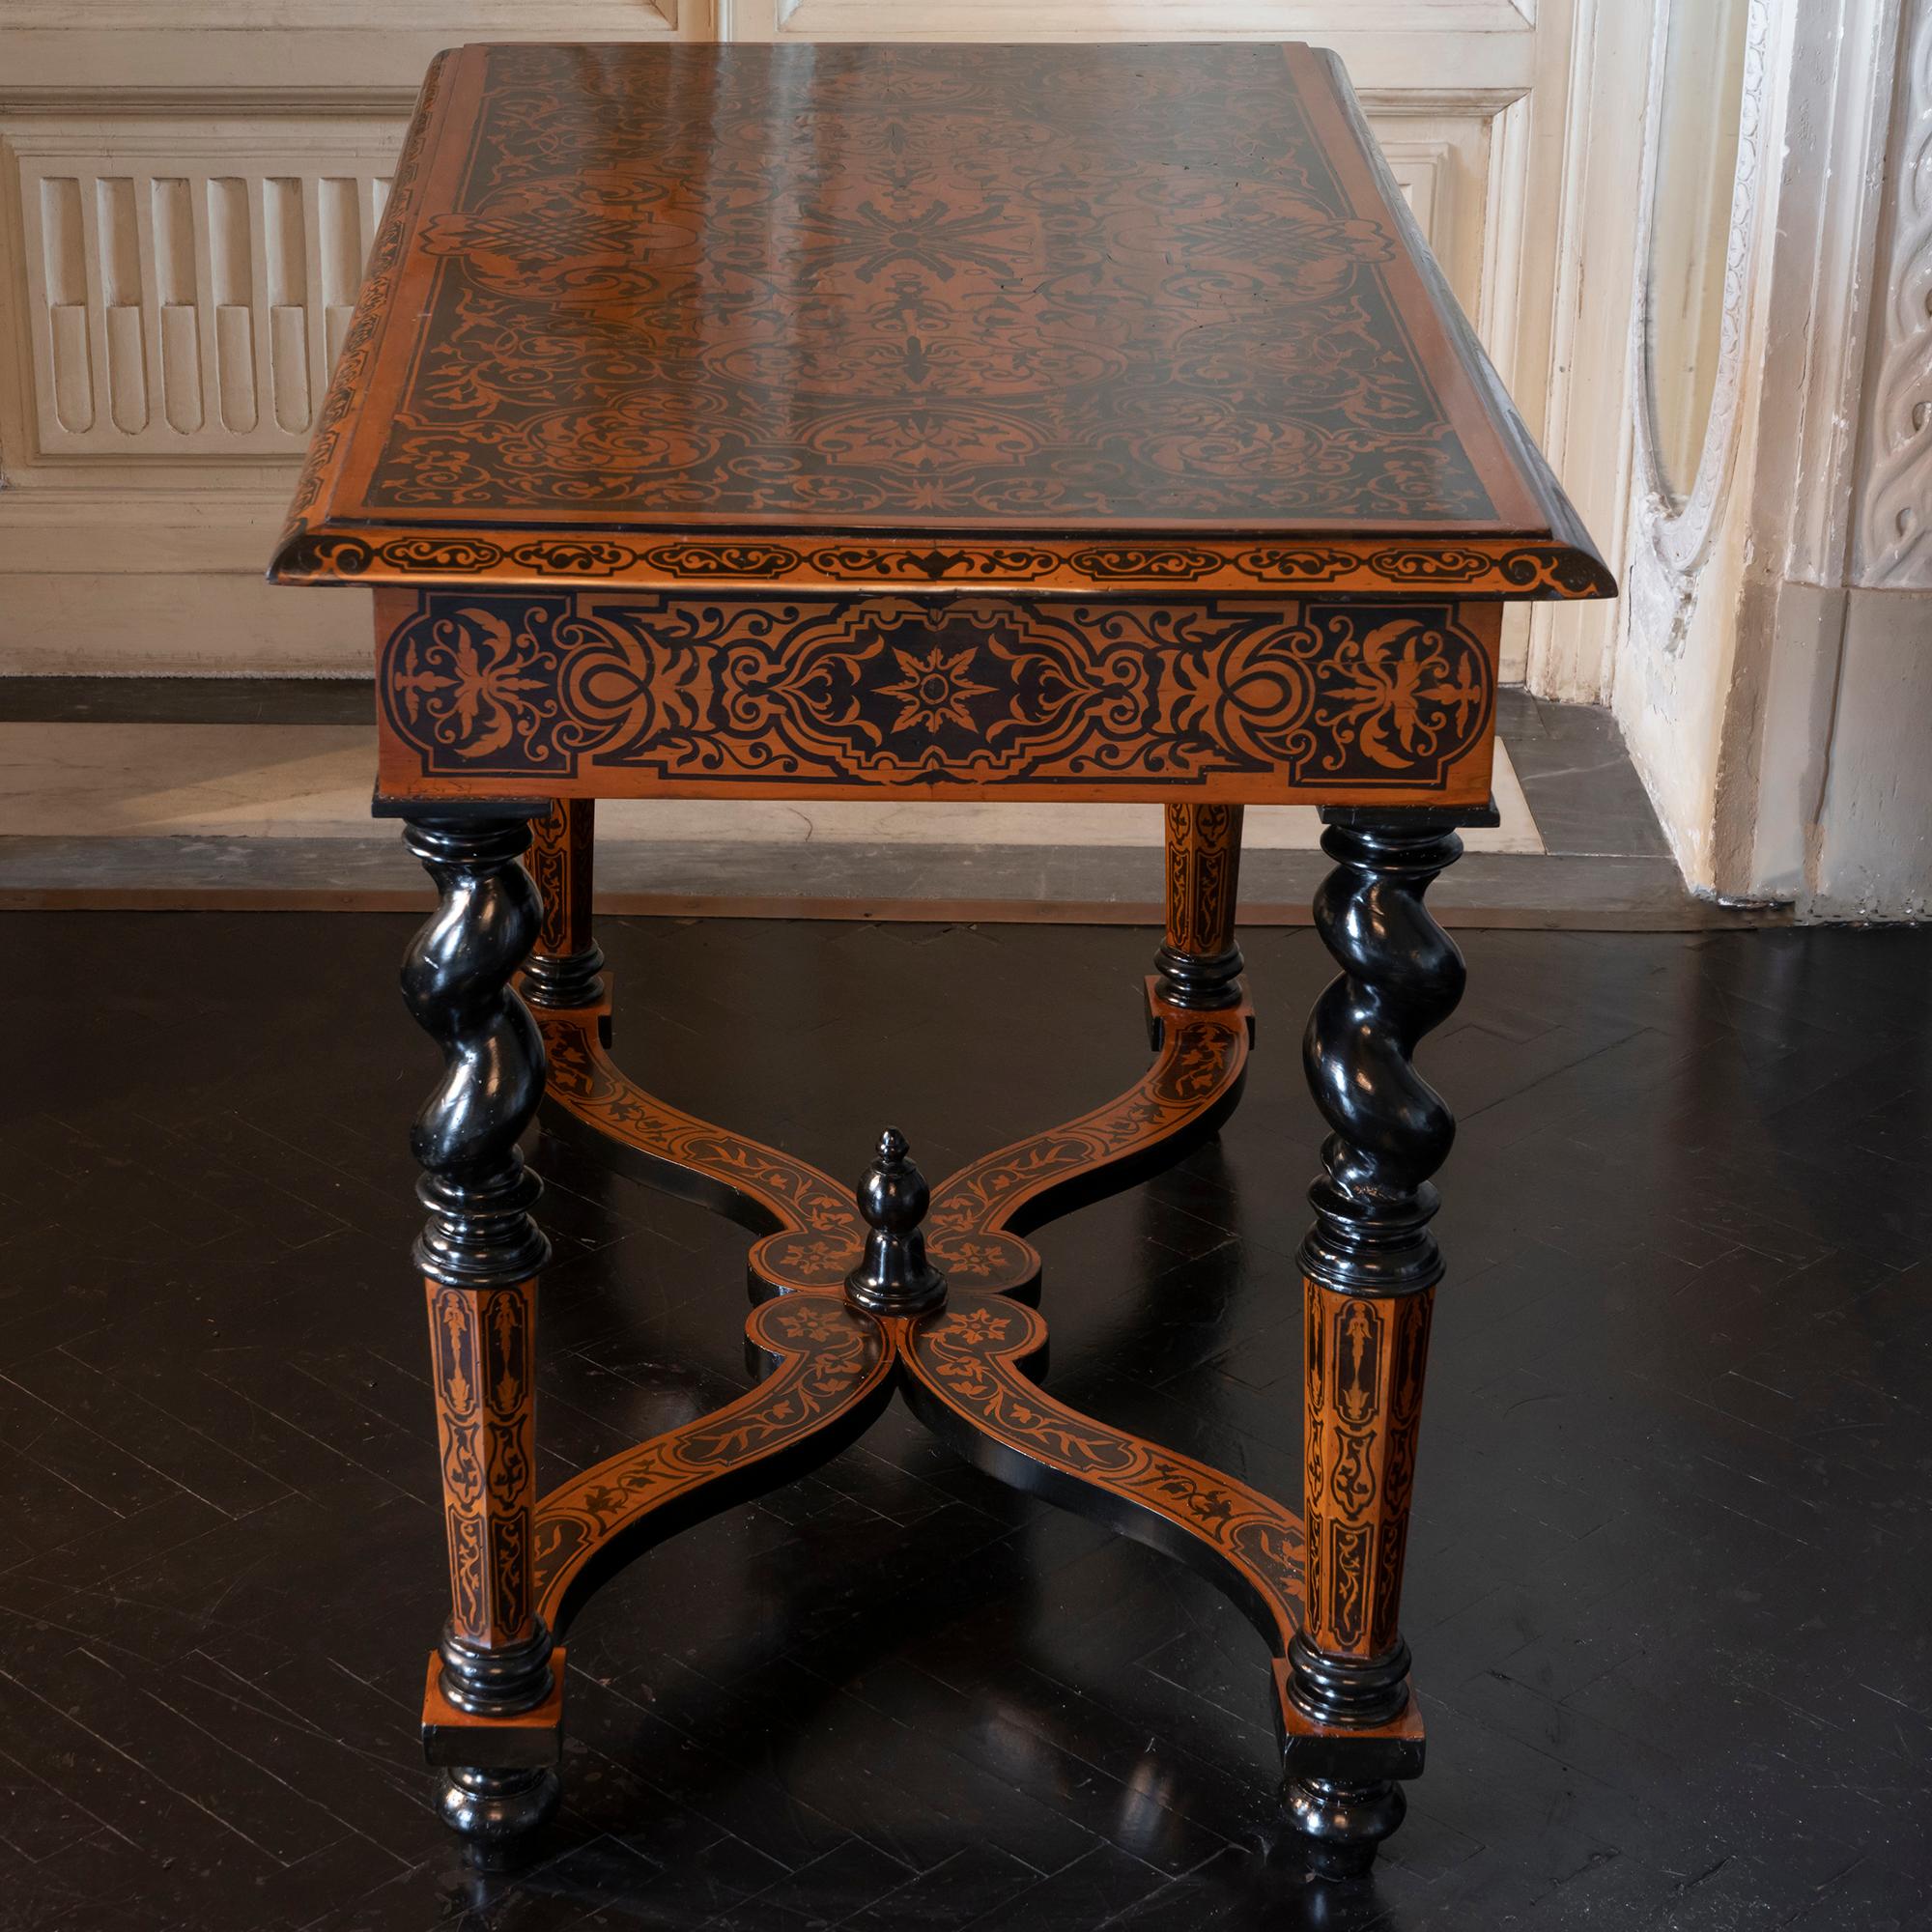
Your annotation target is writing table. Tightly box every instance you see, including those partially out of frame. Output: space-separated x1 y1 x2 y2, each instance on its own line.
271 41 1613 1878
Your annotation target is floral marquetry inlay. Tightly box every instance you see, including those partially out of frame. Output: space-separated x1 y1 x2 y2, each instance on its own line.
273 42 1612 602
375 591 1499 804
356 44 1489 527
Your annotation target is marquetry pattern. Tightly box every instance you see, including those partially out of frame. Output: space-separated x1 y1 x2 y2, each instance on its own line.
521 974 1300 1688
286 28 1608 1866
1301 1284 1435 1659
356 43 1498 528
1158 802 1247 1018
527 801 593 964
533 1296 893 1631
534 979 1247 1299
524 799 607 1010
541 1008 863 1252
288 529 1613 600
427 1278 539 1648
1163 805 1242 962
373 590 1500 806
273 43 1614 602
922 993 1251 1258
903 1295 1303 1651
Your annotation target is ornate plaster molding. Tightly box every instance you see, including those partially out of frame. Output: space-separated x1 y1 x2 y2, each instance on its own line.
1626 0 1772 655
1855 0 1932 587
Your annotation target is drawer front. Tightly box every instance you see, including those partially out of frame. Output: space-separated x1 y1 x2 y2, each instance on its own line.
373 588 1499 806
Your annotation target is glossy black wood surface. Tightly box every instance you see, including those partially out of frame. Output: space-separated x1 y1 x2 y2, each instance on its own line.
844 1130 948 1318
1288 810 1479 1877
400 814 550 1292
0 912 1927 1930
1301 812 1472 1304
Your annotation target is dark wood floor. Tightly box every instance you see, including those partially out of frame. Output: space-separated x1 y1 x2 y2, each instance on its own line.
0 912 1927 1931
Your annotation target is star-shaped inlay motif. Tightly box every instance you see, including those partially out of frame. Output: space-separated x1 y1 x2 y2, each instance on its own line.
876 643 995 734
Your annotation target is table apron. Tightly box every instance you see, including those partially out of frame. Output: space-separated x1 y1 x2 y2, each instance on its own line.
372 586 1501 808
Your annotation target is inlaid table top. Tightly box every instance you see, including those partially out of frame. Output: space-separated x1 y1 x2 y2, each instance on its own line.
270 41 1610 603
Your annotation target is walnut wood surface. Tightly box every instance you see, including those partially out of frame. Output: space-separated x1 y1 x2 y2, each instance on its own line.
528 800 593 963
538 995 863 1251
1163 805 1244 968
532 1298 895 1633
371 589 1500 806
517 955 1301 1703
901 1293 1304 1653
272 43 1611 601
426 1276 540 1650
923 988 1250 1252
1302 1282 1435 1661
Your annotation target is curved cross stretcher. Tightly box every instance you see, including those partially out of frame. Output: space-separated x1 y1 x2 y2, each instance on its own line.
509 966 1308 1739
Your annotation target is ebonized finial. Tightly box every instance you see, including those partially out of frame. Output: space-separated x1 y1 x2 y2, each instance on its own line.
845 1127 947 1316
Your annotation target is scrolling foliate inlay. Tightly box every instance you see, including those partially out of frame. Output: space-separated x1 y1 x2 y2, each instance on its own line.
427 1279 538 1648
1302 1283 1435 1660
903 1294 1305 1651
527 801 593 961
926 1005 1249 1246
542 1015 861 1243
274 45 1617 602
281 528 1609 599
377 592 1496 800
365 44 1491 531
1163 805 1243 962
532 1295 891 1631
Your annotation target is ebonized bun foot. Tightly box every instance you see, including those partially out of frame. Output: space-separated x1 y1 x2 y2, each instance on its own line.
437 1765 562 1843
1284 1776 1406 1881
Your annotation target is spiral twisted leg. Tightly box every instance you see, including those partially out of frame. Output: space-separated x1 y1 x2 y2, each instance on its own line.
1284 808 1472 1879
400 811 560 1843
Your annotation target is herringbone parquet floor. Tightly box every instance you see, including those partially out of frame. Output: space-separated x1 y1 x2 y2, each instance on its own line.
0 913 1926 1931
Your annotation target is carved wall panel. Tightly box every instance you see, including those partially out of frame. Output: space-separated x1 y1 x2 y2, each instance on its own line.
14 129 399 460
1853 0 1932 588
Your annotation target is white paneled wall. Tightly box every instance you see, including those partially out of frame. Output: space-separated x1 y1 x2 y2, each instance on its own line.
22 145 392 456
0 3 1632 684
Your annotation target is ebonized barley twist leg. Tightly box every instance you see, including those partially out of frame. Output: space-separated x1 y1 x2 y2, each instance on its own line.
401 810 563 1841
1284 808 1472 1877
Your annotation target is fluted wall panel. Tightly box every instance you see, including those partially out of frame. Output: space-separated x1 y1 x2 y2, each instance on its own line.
18 138 394 460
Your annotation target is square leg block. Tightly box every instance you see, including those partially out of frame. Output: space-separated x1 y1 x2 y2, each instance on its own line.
1273 1660 1426 1782
422 1647 566 1770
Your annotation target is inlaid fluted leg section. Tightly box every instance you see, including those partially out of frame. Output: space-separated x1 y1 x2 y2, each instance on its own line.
401 810 560 1843
1155 803 1245 1009
523 799 604 1012
1285 809 1469 1880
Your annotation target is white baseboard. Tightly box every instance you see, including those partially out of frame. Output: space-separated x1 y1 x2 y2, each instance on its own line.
0 568 368 674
